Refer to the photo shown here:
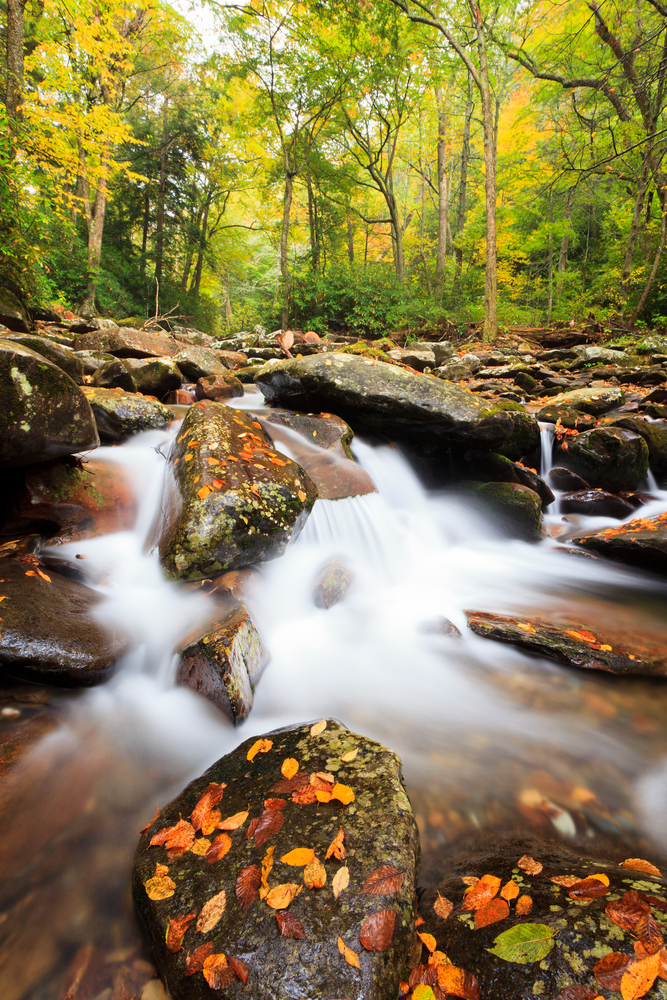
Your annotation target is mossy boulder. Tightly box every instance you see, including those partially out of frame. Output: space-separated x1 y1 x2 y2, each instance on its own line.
465 482 544 541
255 354 512 450
91 358 137 392
73 349 117 375
0 339 99 468
82 387 172 442
195 374 244 401
462 450 554 506
261 410 355 460
536 405 597 430
576 511 667 575
133 358 183 398
609 415 667 481
172 347 238 381
636 334 667 355
546 386 625 415
495 408 541 462
156 401 317 581
132 719 419 1000
555 426 649 491
0 287 31 332
74 327 181 358
1 334 84 384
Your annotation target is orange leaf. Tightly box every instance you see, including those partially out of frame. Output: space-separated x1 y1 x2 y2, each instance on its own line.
235 864 261 912
265 883 302 910
326 827 347 860
436 965 480 999
189 837 211 856
247 738 273 761
516 894 533 916
462 874 501 912
330 783 355 805
167 910 196 952
565 629 598 644
280 848 316 866
202 954 234 990
518 855 543 875
338 936 361 969
184 942 214 976
197 486 210 500
310 719 327 736
500 880 520 901
259 846 275 900
434 893 453 920
144 863 175 900
205 833 232 864
622 859 663 878
595 952 632 990
298 490 306 502
418 932 437 953
361 865 405 895
191 782 226 832
620 952 660 1000
217 809 248 831
281 758 299 779
474 897 509 928
150 818 195 856
549 875 580 887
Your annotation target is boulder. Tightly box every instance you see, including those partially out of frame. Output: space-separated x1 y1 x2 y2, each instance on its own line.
433 361 474 381
465 482 544 541
178 607 268 724
513 370 538 394
235 365 265 384
0 287 31 332
73 350 117 374
548 467 590 490
255 354 512 451
462 451 554 506
156 401 317 581
609 415 667 480
172 347 246 381
545 386 625 415
559 489 634 519
387 349 435 371
536 404 597 430
313 560 354 609
636 334 667 354
74 327 181 358
173 326 215 346
431 341 455 365
576 510 667 575
132 719 419 1000
195 374 244 401
1 335 84 384
70 317 120 335
418 832 667 1000
570 344 634 366
91 358 137 392
133 359 183 399
0 339 99 468
493 407 541 463
0 557 129 685
82 387 172 442
261 411 355 459
555 426 649 492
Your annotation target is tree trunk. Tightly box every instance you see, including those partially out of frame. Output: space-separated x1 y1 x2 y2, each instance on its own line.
435 87 448 278
141 183 149 274
547 188 554 322
306 170 319 271
556 187 574 298
280 173 294 329
79 153 111 317
155 99 169 292
190 199 210 298
621 156 652 302
455 93 473 280
5 0 27 120
630 189 667 325
474 12 497 342
346 205 355 263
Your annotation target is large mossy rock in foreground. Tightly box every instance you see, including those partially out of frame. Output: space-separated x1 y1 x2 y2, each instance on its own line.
465 482 544 541
255 354 513 450
157 401 317 580
133 719 419 1000
0 339 99 467
416 833 667 1000
82 386 172 441
576 511 667 576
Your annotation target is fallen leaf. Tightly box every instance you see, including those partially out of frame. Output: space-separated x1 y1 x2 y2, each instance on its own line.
622 859 663 878
197 486 211 500
436 964 480 999
433 893 453 920
264 798 287 811
590 874 610 886
517 622 536 633
487 923 556 964
474 898 510 928
280 848 315 867
500 880 520 901
227 955 249 986
326 827 347 860
461 876 480 887
276 911 306 939
185 942 214 976
189 837 211 856
327 782 354 805
259 845 275 900
516 895 533 916
311 771 335 787
205 833 232 864
549 875 580 888
412 986 436 1000
265 883 302 910
201 808 222 836
361 865 405 895
144 863 175 900
139 806 161 834
292 785 318 805
235 864 261 912
338 936 361 969
196 890 226 934
310 719 327 736
620 951 660 999
565 629 598 643
360 910 396 952
191 783 226 832
332 866 350 899
247 738 273 761
606 890 652 935
462 874 501 912
217 809 248 831
418 932 437 953
304 858 327 889
316 789 332 803
270 773 309 794
253 807 284 847
568 877 611 900
517 855 543 875
340 748 358 762
166 911 196 953
281 758 299 779
553 988 601 1000
150 818 195 856
203 953 234 990
635 913 664 955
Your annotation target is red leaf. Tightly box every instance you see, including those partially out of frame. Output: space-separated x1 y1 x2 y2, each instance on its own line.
149 818 195 857
359 910 396 952
228 955 249 985
204 832 232 864
184 942 214 976
474 897 510 928
276 912 306 939
191 782 226 832
606 890 651 934
361 865 405 896
636 913 665 955
246 817 259 842
166 910 196 953
553 987 600 1000
594 952 633 990
263 798 287 811
269 774 309 794
568 877 611 900
253 808 284 847
235 864 261 912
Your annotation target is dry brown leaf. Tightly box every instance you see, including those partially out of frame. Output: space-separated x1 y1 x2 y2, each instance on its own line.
500 880 520 901
228 956 249 986
461 876 480 887
516 895 533 916
622 859 663 878
433 893 453 920
185 942 214 976
549 875 580 888
304 859 327 889
196 890 226 934
361 865 405 896
310 719 327 736
517 855 543 875
280 848 316 866
217 809 248 831
326 827 347 861
253 807 284 847
281 758 299 779
359 910 396 952
568 878 611 900
265 883 302 910
144 863 175 900
276 912 305 939
595 952 633 991
332 866 350 900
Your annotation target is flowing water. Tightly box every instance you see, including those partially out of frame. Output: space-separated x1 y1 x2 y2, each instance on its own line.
3 396 667 998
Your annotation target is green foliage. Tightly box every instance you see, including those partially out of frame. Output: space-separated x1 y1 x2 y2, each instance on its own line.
487 923 556 964
289 263 403 337
0 111 44 303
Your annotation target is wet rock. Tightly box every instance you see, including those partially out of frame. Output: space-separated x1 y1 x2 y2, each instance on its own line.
261 411 355 459
132 719 419 1000
133 359 183 399
195 374 244 401
172 347 245 381
548 467 590 490
0 683 58 783
255 354 513 451
514 370 538 394
313 560 354 609
75 327 181 358
462 451 554 506
545 385 625 415
0 339 99 468
495 407 541 463
156 401 317 580
576 510 667 575
82 387 172 442
3 457 136 541
70 317 120 335
555 426 649 492
73 349 117 374
177 607 269 724
636 334 667 355
235 364 265 384
1 334 84 384
91 358 137 392
387 348 435 371
0 557 129 685
610 415 667 480
0 288 31 332
419 832 667 1000
536 405 597 430
559 489 634 519
166 389 197 405
465 482 544 541
618 490 659 508
639 402 667 418
619 364 667 387
643 386 667 404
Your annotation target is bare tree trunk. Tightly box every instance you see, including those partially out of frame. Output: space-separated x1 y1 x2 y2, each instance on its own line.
141 184 150 275
473 10 497 342
190 199 210 298
306 170 319 271
557 187 574 298
79 151 111 317
547 187 554 322
155 115 168 291
630 189 667 325
280 173 294 329
622 157 652 302
455 93 473 280
434 87 449 279
346 205 355 263
5 0 27 120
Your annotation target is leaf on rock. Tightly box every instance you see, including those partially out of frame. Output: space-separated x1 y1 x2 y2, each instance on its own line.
281 758 299 779
270 773 309 795
338 936 361 969
361 865 405 896
462 874 501 912
474 898 510 929
201 808 222 836
247 738 273 762
310 719 327 737
516 895 533 916
620 952 660 1000
166 911 196 953
622 859 663 878
326 827 347 861
359 910 396 952
190 837 211 856
139 806 161 834
304 859 327 889
280 848 315 866
254 807 284 847
191 782 226 832
228 955 249 986
264 797 287 811
595 952 633 990
436 964 480 999
259 846 275 900
332 866 349 899
340 748 358 762
418 932 437 953
487 923 556 964
235 864 261 912
185 942 214 976
500 880 520 901
217 809 248 831
549 875 580 888
144 863 175 900
568 878 611 900
150 818 195 855
265 883 302 910
606 891 652 934
202 954 234 990
330 783 355 805
196 890 226 934
433 893 453 920
276 912 306 939
292 784 318 805
635 913 664 955
517 855 543 875
205 833 232 864
461 876 479 887
553 987 601 1000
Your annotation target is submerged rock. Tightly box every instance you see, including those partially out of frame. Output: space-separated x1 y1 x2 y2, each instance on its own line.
255 354 513 450
2 334 84 384
132 719 419 1000
313 560 354 609
82 387 172 442
0 557 129 685
555 426 649 492
546 385 625 415
576 511 667 575
0 339 99 468
465 482 544 541
157 401 317 581
178 607 269 724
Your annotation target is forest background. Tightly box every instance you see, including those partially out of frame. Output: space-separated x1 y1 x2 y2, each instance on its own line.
3 0 667 343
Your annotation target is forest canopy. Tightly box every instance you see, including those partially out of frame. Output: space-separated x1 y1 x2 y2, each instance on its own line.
2 0 667 340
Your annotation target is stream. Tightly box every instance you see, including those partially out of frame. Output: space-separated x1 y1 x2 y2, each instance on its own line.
3 389 667 999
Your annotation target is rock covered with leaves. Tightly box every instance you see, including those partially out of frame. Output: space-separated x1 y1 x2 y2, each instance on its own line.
132 719 419 1000
156 401 317 580
576 510 667 576
555 426 649 493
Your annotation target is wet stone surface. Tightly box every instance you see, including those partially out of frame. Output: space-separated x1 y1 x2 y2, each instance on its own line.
576 511 667 575
132 719 419 1000
82 386 172 441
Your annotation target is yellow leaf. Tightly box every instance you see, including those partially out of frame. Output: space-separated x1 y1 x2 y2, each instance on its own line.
259 846 275 900
620 952 660 999
600 644 612 651
310 719 327 736
281 758 299 779
500 880 520 900
338 936 361 969
247 738 273 762
303 858 327 889
280 848 316 866
418 932 437 953
330 783 355 805
340 748 358 762
315 789 332 803
189 838 211 856
332 866 349 899
590 873 610 886
144 863 175 900
265 883 302 910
